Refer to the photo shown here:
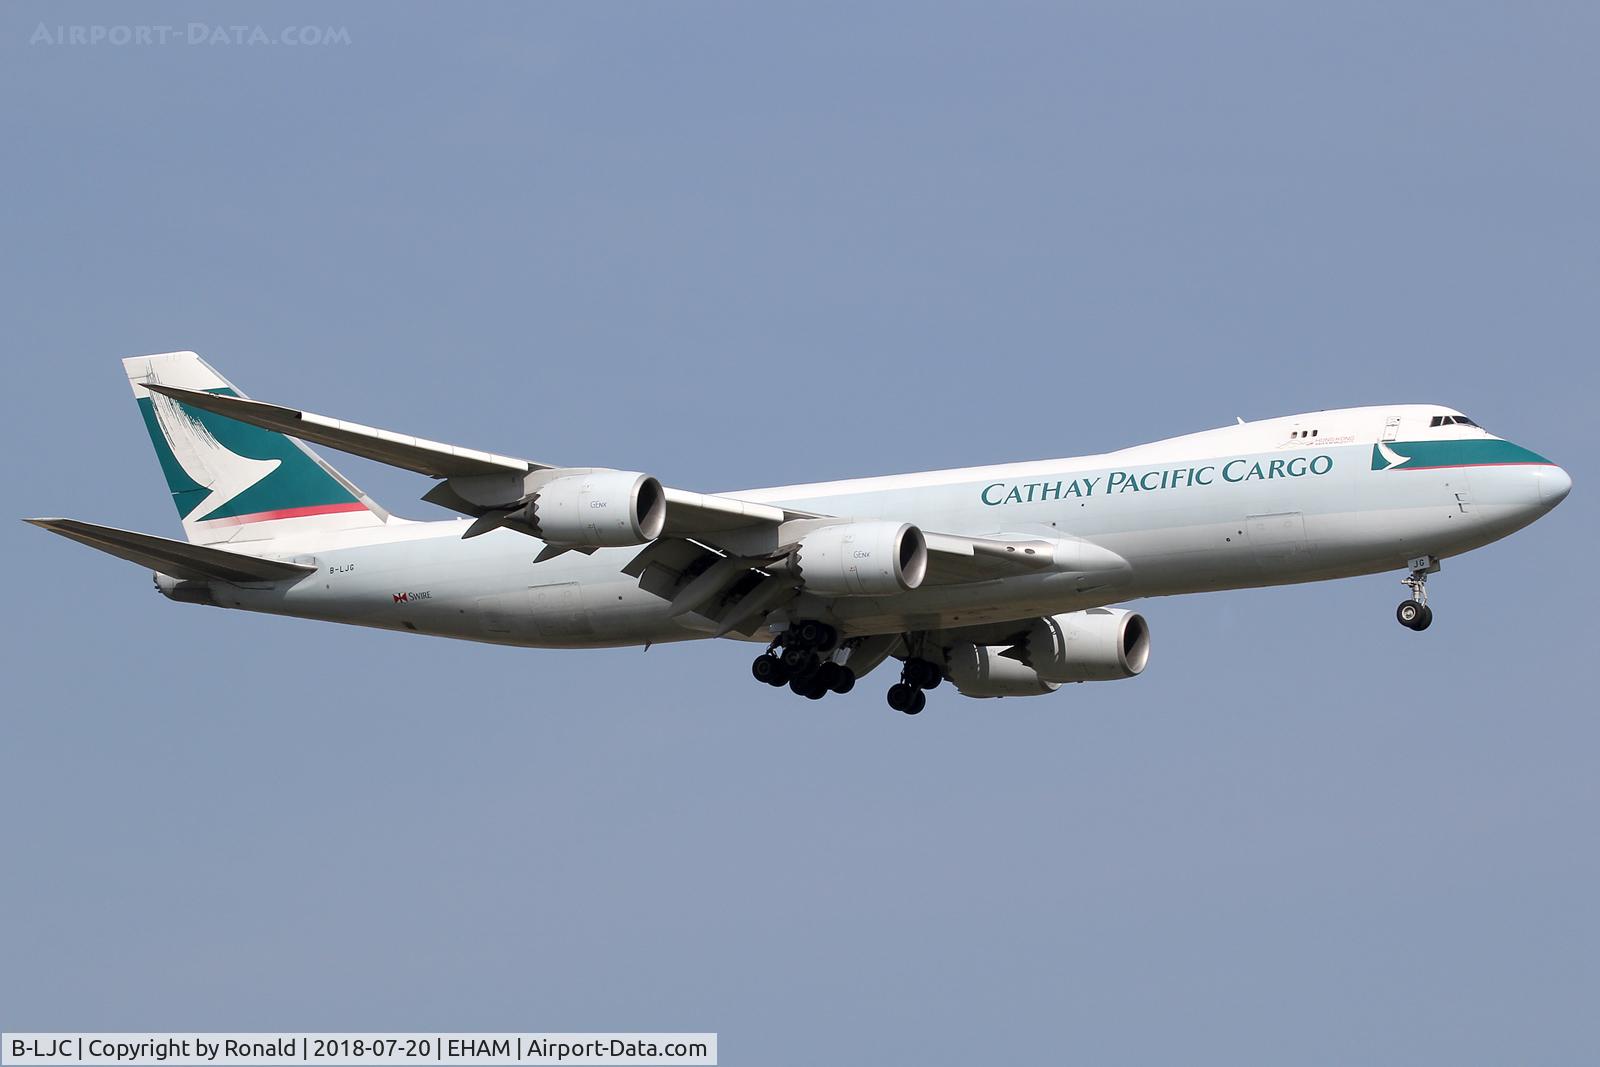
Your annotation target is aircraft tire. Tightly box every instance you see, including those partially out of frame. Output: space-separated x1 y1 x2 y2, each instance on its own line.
906 658 942 690
796 620 837 648
1396 599 1426 629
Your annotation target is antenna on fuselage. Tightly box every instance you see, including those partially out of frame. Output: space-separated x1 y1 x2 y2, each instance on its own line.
1235 416 1246 425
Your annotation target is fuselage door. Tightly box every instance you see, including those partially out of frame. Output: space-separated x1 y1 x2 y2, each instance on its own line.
529 581 594 639
1245 511 1312 572
1382 415 1402 442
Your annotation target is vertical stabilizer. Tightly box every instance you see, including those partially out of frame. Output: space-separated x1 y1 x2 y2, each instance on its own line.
124 352 390 545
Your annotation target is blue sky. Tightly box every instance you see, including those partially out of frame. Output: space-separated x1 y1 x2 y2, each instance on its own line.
2 4 1595 1063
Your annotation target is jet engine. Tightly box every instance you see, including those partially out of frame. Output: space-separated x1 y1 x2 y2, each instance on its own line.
1011 607 1151 682
946 642 1060 698
506 470 666 547
785 521 928 596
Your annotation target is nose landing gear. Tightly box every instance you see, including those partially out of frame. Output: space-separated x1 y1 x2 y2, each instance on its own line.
1396 555 1438 631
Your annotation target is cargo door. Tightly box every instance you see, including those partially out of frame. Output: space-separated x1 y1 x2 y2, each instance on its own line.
1245 511 1311 571
529 582 594 639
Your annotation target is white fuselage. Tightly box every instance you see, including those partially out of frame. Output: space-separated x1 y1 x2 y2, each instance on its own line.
192 405 1569 647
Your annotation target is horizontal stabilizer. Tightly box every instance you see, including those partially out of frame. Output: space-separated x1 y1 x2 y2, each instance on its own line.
23 518 315 583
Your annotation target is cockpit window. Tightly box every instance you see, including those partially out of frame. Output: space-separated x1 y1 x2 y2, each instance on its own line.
1431 415 1480 428
1430 416 1444 427
1456 415 1477 427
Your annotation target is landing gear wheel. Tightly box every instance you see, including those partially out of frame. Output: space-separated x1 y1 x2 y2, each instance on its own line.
803 678 829 700
1397 599 1426 629
766 659 792 686
904 658 943 690
1397 555 1439 631
887 683 915 712
829 667 856 695
781 646 813 671
793 620 837 649
906 689 927 715
752 655 780 684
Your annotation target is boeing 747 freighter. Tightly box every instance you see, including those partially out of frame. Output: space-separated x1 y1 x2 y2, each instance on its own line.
27 352 1571 714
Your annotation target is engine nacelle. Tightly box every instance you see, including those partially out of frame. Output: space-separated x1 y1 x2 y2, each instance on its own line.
946 642 1061 698
153 571 216 606
511 470 666 547
789 521 928 596
1016 608 1151 682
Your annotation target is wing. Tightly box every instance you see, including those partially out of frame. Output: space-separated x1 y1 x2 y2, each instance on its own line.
142 383 1125 637
919 532 1060 584
145 384 798 539
145 386 543 479
617 529 1074 639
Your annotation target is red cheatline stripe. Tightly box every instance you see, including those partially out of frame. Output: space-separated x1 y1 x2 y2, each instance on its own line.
197 501 371 526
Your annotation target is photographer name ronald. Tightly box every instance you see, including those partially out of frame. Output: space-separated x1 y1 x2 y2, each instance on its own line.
2 1034 717 1066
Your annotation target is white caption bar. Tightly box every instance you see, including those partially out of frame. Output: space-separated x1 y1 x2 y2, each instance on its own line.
2 1035 716 1067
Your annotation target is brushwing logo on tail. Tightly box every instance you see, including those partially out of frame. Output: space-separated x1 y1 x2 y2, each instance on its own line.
149 389 281 521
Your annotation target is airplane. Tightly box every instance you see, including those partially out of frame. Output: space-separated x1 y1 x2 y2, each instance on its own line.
26 351 1571 715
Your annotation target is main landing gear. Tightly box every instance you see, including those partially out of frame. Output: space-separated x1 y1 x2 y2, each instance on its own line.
750 621 856 700
886 657 943 716
1396 555 1439 631
751 627 945 715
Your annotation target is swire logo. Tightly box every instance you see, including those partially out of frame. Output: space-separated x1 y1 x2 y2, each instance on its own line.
392 591 432 603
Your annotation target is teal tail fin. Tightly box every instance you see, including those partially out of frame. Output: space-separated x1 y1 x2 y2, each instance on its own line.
124 351 389 545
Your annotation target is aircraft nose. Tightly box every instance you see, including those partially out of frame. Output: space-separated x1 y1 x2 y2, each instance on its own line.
1538 464 1572 508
